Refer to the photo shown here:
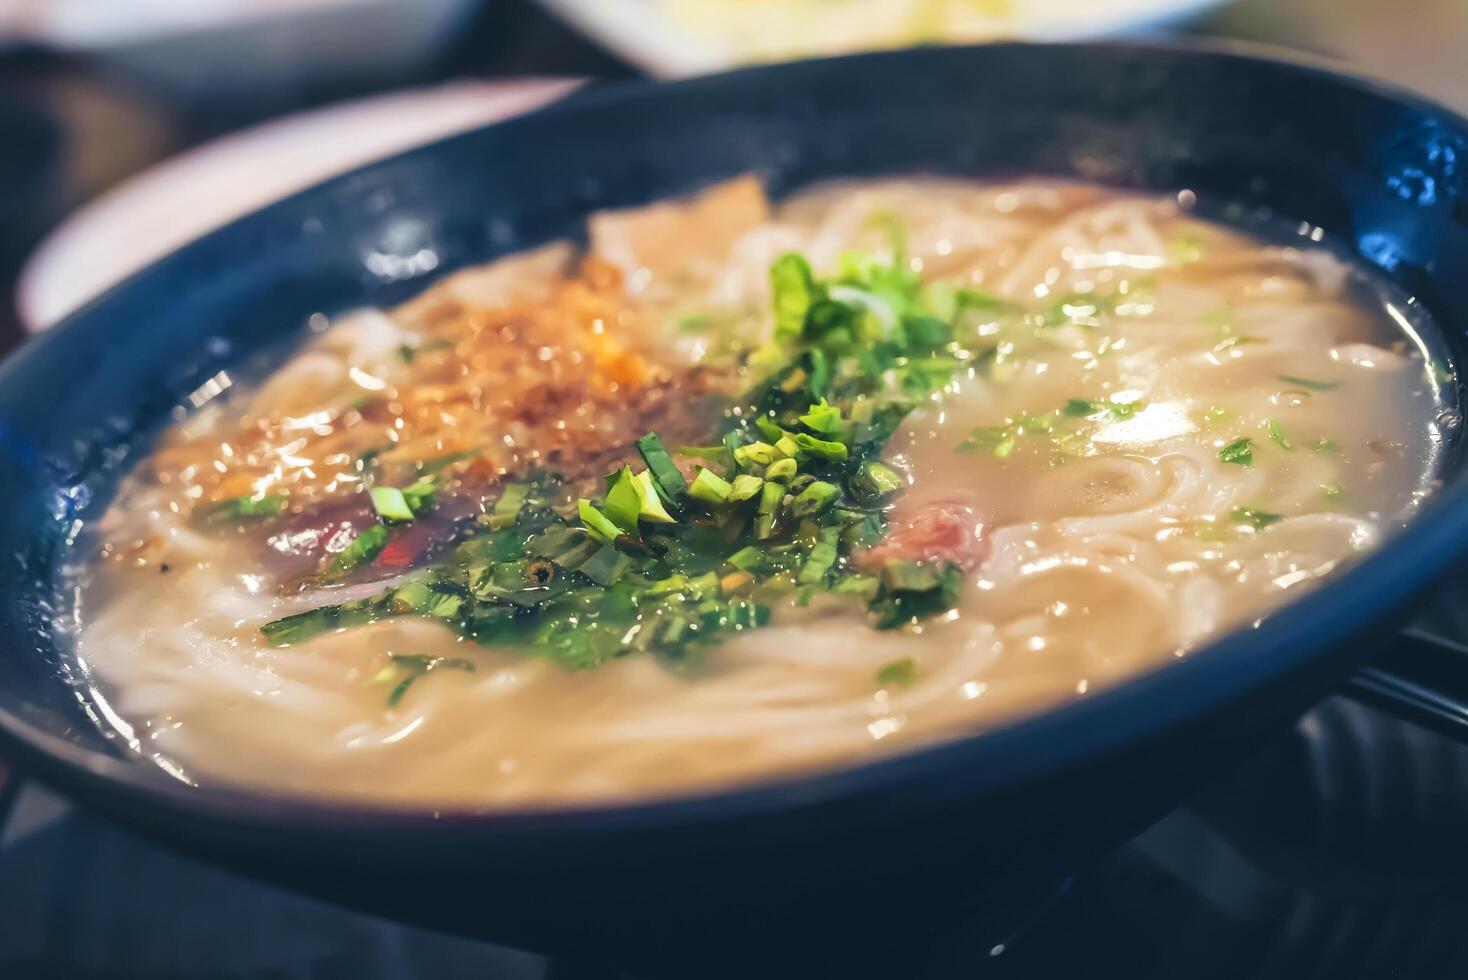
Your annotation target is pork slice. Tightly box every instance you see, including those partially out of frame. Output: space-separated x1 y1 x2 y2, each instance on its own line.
589 175 770 289
857 500 989 572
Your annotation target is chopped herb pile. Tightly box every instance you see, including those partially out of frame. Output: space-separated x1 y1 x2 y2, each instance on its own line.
262 248 984 669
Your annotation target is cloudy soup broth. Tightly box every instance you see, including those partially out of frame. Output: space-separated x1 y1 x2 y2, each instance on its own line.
72 177 1445 807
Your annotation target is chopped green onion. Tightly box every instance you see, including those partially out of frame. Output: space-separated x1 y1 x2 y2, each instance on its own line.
729 474 765 503
799 398 844 436
788 480 840 519
1266 419 1293 452
1231 507 1284 529
771 253 819 342
578 546 633 586
725 546 764 572
201 493 289 524
1279 375 1339 391
876 657 917 687
370 486 415 522
331 524 390 573
756 480 785 539
765 458 798 483
1219 438 1254 466
632 470 676 523
754 416 786 442
487 483 531 530
1063 398 1100 417
578 499 623 546
1311 438 1342 454
635 433 689 510
734 441 779 468
959 426 1016 458
850 460 903 503
798 526 842 586
401 480 437 513
879 560 944 593
775 434 802 459
689 468 733 507
385 653 475 707
793 433 849 462
604 466 643 532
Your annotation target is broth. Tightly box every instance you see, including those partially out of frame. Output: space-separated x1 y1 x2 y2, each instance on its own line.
72 178 1445 806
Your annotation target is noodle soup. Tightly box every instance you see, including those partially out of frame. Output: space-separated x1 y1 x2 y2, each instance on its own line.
72 178 1443 806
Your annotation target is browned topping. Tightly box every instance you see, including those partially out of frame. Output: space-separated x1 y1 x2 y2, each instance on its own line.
145 258 736 521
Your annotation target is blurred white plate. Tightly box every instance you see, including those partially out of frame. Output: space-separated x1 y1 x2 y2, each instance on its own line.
18 77 578 332
0 0 484 100
536 0 1231 77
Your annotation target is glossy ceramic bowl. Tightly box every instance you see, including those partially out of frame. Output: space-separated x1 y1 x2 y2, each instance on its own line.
2 42 1467 979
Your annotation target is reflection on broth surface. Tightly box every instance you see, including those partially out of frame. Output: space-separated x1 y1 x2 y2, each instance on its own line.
73 178 1445 806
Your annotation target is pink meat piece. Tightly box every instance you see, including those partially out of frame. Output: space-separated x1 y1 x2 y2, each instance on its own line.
857 501 989 572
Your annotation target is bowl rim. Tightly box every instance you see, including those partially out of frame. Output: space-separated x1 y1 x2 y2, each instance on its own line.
4 36 1468 840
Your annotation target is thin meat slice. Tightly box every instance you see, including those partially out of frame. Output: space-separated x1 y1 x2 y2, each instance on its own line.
589 175 770 290
858 500 989 572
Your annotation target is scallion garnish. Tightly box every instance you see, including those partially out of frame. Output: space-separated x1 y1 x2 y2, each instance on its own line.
1279 375 1339 391
370 486 415 522
1265 419 1293 452
876 657 917 687
331 524 390 573
1231 507 1284 529
636 432 688 511
201 493 289 525
1219 438 1254 466
487 483 531 530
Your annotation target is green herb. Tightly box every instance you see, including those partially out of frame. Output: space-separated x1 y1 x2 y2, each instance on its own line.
1063 398 1100 417
200 493 289 525
1279 375 1339 391
850 460 903 503
331 524 389 573
798 526 842 586
876 657 917 687
487 483 531 530
384 653 475 707
265 246 984 671
771 253 819 342
604 466 643 532
789 480 840 519
869 560 963 629
636 432 688 511
631 470 676 523
799 398 844 436
729 474 765 503
1231 507 1284 530
578 499 623 546
958 426 1016 458
793 433 849 462
1265 419 1293 452
765 457 798 483
1311 438 1342 454
756 480 785 539
689 468 733 507
734 441 779 469
1219 438 1254 466
370 486 415 522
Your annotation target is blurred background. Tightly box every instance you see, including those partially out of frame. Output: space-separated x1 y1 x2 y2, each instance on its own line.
4 0 1468 352
5 2 1468 978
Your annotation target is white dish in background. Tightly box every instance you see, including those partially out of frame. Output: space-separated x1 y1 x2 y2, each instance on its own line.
0 0 484 101
18 78 578 332
535 0 1231 77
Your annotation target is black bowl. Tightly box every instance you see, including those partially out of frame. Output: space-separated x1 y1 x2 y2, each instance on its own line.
3 41 1468 978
